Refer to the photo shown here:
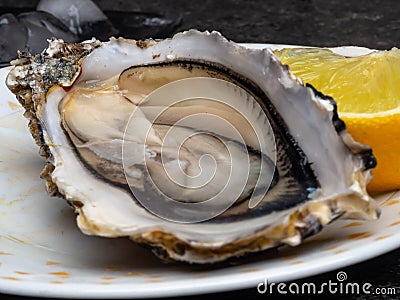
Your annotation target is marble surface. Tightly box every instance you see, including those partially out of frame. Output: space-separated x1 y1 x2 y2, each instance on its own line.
110 0 399 49
0 0 399 299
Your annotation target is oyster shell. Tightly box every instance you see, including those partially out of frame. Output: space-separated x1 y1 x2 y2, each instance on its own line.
6 30 379 263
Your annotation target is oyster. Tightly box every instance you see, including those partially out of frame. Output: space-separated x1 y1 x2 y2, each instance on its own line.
6 30 379 263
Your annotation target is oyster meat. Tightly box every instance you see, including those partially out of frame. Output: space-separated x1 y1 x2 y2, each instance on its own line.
7 30 379 263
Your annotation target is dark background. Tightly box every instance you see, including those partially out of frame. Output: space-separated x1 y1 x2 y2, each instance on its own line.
0 0 399 299
0 0 399 49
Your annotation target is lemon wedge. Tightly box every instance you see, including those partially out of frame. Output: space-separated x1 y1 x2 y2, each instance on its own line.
275 47 400 192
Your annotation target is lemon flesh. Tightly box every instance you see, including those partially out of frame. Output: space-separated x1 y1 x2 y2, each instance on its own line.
275 47 400 192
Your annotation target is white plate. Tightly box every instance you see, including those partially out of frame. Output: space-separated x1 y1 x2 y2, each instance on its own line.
0 44 399 299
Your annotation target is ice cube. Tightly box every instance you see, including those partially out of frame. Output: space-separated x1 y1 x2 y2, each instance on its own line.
18 11 78 55
37 0 118 40
0 13 27 63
